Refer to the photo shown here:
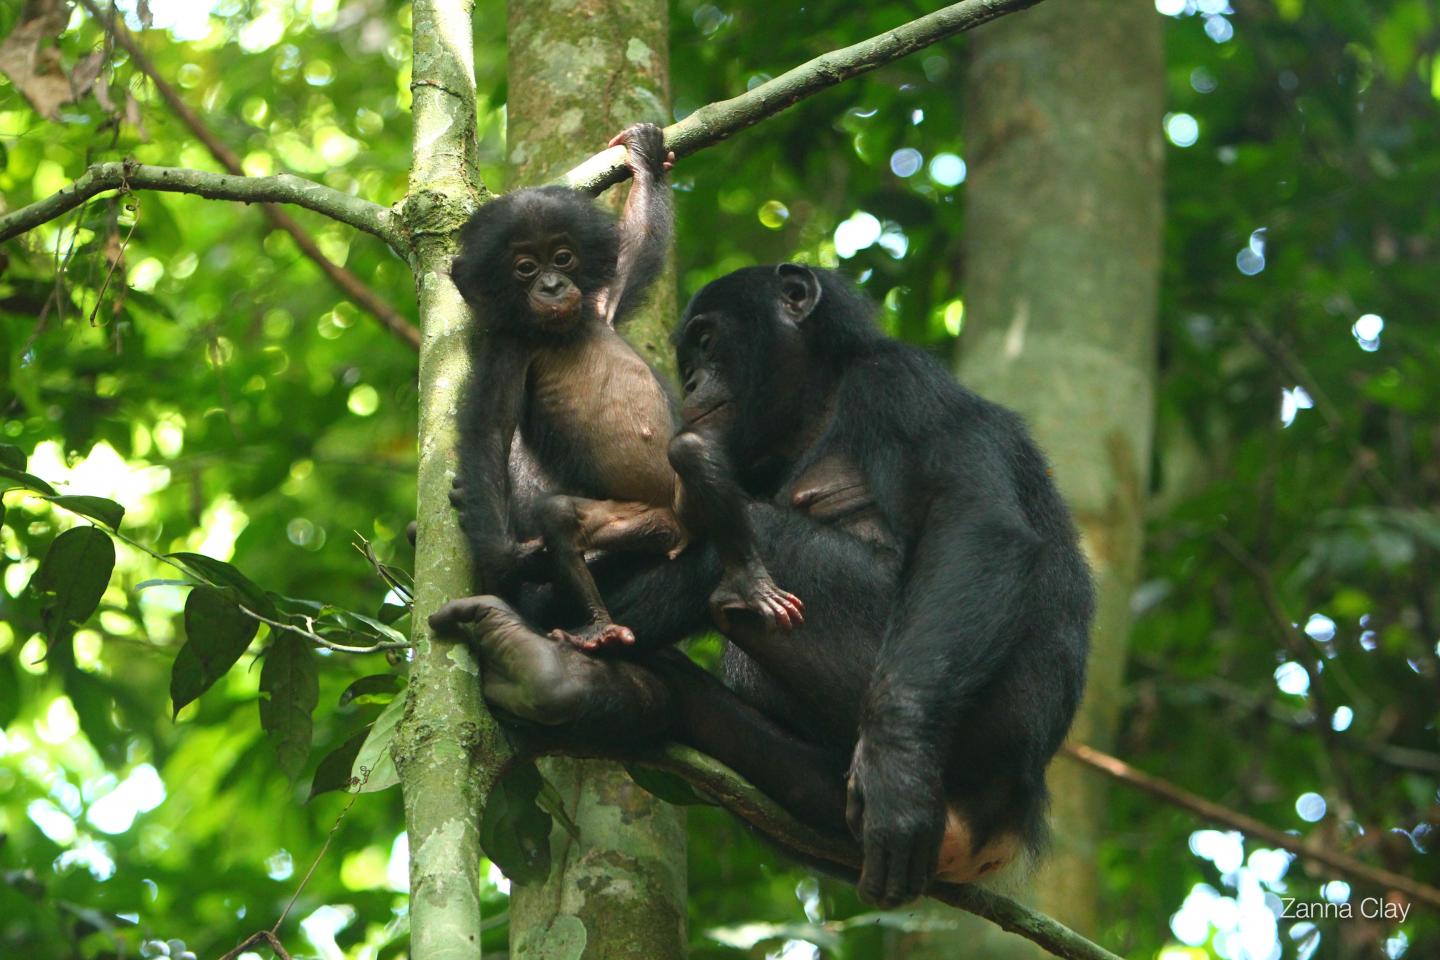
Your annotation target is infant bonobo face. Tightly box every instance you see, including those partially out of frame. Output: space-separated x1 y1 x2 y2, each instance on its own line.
513 232 582 331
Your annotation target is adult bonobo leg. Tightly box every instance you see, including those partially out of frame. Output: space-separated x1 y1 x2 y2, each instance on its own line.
431 590 851 824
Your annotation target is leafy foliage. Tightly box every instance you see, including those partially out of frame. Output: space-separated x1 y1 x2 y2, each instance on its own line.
1 1 1436 959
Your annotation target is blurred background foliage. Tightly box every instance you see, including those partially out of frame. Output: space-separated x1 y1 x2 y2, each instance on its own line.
0 1 1436 958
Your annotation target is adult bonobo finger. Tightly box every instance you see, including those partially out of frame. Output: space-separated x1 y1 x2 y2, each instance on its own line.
857 835 890 906
405 521 417 546
428 594 495 634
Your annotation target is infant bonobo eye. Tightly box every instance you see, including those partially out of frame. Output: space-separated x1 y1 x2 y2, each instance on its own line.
552 248 577 270
514 255 540 280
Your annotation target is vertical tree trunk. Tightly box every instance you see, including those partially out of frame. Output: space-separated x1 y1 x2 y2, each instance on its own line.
895 2 1163 955
396 2 504 959
504 3 688 958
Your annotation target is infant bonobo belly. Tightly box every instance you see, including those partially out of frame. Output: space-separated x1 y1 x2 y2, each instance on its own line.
530 335 676 506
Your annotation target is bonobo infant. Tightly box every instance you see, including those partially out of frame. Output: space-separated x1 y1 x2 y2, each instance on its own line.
446 123 802 650
435 263 1094 907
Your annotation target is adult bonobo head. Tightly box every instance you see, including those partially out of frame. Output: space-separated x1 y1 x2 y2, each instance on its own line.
450 186 620 339
674 263 882 461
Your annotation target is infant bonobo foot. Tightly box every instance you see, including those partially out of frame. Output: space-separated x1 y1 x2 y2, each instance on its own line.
549 620 636 653
709 567 805 632
429 595 586 726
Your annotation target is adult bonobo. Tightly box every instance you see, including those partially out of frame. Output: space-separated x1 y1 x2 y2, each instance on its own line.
433 264 1094 907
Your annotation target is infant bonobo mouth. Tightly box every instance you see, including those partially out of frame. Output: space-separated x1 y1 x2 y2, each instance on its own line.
530 292 582 331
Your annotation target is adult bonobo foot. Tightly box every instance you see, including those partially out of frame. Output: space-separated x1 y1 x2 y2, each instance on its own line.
548 620 636 653
709 565 805 632
429 595 588 726
845 736 947 907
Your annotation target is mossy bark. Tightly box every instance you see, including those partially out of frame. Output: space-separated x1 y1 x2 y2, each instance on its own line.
505 2 688 958
895 1 1163 955
397 2 504 958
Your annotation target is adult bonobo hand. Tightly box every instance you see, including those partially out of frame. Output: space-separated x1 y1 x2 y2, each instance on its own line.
846 736 947 907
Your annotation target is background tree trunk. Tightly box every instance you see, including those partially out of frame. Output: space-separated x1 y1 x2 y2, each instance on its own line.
504 2 688 958
894 1 1163 954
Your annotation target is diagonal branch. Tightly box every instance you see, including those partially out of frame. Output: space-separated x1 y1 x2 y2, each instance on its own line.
562 0 1044 193
0 161 403 248
641 745 1120 960
75 0 419 350
1062 743 1440 911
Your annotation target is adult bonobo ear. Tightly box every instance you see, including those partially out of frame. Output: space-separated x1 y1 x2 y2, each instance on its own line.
775 263 822 324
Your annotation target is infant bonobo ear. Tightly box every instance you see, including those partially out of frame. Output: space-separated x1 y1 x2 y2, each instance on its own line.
775 263 821 323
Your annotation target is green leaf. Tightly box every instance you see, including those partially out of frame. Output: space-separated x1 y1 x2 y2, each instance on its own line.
377 601 409 624
166 552 278 619
44 494 125 529
32 527 115 645
480 761 554 886
0 465 56 496
327 607 407 645
624 763 712 806
259 633 318 780
350 692 406 793
170 586 260 716
0 444 23 470
338 673 401 707
309 730 370 800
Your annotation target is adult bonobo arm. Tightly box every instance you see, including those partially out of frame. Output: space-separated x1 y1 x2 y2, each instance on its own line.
602 123 674 327
847 400 1091 906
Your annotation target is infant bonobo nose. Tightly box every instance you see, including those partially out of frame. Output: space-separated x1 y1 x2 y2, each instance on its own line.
538 272 567 295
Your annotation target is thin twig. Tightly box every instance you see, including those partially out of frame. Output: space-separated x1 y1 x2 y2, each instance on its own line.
74 0 419 350
239 606 413 654
217 930 293 960
562 0 1044 194
1062 743 1440 910
273 791 362 933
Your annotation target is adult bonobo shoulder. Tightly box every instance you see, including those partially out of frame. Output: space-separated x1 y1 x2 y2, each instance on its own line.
674 263 1095 906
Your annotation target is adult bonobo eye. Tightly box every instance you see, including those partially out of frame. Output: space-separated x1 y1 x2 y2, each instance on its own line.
698 330 713 352
514 255 541 281
552 248 577 270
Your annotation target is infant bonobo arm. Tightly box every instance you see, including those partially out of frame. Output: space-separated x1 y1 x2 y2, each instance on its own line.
453 334 532 590
603 123 674 328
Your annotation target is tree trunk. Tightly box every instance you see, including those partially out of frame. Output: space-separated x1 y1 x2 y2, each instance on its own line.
396 2 503 959
504 3 688 958
895 1 1163 954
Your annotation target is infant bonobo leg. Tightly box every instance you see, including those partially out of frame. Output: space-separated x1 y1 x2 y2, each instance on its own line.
536 494 686 652
667 430 804 631
427 595 674 750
